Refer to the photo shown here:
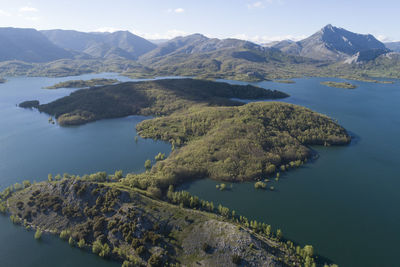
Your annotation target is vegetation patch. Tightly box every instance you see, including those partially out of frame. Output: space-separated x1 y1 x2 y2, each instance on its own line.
44 78 119 89
321 81 357 89
19 100 40 109
274 79 295 84
132 102 350 187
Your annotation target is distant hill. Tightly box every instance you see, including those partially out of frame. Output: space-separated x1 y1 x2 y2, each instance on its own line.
136 33 321 82
263 40 294 49
41 30 157 60
385 42 400 52
278 24 388 61
0 27 73 62
140 34 263 61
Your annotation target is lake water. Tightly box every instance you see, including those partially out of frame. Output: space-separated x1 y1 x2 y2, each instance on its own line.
183 77 400 267
0 73 171 266
0 74 399 267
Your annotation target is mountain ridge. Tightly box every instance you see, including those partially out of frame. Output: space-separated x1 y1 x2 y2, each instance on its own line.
41 29 157 60
277 24 388 61
0 27 74 62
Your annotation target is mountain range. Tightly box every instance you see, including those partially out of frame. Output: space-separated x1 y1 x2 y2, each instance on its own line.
41 29 156 60
0 27 73 62
0 25 398 81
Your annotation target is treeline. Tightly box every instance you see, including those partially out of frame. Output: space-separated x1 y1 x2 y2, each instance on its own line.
165 185 322 267
44 78 119 89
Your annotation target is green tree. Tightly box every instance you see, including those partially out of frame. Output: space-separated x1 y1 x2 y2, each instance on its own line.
59 230 70 240
114 170 123 180
155 152 166 161
265 164 276 174
144 159 152 170
68 236 75 246
92 239 103 254
276 229 283 240
78 238 86 248
22 180 31 188
99 243 110 258
34 229 42 240
303 245 314 257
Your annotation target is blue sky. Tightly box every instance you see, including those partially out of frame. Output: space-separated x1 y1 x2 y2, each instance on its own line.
0 0 399 42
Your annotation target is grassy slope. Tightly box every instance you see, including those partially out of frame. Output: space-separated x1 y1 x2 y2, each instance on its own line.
4 179 301 266
35 79 288 125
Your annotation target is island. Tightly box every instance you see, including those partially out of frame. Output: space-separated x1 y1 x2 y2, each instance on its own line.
274 80 295 84
1 175 322 266
0 78 6 83
321 81 357 89
28 79 289 126
44 78 119 89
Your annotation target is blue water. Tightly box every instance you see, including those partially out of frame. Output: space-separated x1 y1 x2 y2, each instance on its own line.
1 74 399 266
0 73 171 266
183 77 400 267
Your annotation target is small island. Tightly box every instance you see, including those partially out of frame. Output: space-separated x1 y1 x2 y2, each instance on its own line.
0 78 6 84
274 79 295 84
44 78 119 89
321 81 357 89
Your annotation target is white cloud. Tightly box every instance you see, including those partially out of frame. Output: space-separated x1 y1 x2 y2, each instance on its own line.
247 0 283 9
376 35 393 42
247 1 265 9
232 33 306 44
134 29 188 40
0 9 11 17
19 6 38 12
167 8 185 14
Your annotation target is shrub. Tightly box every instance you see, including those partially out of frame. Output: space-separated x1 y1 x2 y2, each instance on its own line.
34 229 42 240
144 160 152 170
92 239 103 254
254 181 267 189
68 237 75 246
78 238 86 248
60 230 70 240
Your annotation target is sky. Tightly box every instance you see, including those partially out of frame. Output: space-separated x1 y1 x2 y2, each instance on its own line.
0 0 399 43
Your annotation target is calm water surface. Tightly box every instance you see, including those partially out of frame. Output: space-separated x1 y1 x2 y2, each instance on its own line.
1 74 399 267
183 77 400 267
0 73 171 266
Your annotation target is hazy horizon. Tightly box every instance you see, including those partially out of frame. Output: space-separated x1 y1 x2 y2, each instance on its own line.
0 0 399 43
